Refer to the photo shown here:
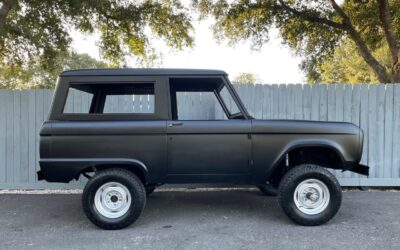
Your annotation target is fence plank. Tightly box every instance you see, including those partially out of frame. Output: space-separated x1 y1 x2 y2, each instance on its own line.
6 91 14 183
376 85 385 179
383 85 393 178
294 84 303 120
271 85 279 119
0 91 6 183
254 84 263 119
286 85 295 119
368 85 378 178
319 85 328 121
28 91 36 183
35 90 44 179
327 84 336 121
343 85 352 178
393 85 400 178
311 85 320 120
12 91 21 183
278 84 287 119
302 85 311 120
351 85 361 180
20 91 29 183
359 85 369 167
262 85 271 119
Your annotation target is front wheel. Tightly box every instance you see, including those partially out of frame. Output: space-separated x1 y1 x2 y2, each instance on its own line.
278 164 342 226
82 168 146 230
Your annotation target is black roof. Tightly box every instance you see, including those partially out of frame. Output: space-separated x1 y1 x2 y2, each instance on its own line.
60 68 227 77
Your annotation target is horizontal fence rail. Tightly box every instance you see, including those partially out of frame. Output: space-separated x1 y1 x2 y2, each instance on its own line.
0 84 399 189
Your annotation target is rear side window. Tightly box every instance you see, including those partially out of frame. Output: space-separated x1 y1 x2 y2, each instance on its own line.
63 83 155 114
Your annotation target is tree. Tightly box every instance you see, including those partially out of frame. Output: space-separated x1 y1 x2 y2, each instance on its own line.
0 52 106 89
232 72 260 84
316 39 392 84
0 0 193 76
194 0 400 83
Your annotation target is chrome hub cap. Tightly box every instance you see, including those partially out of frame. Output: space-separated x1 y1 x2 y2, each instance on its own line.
94 182 131 219
293 179 330 215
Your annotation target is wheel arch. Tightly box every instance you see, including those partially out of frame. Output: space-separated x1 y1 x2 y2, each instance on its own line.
39 158 149 184
266 140 346 185
79 159 149 184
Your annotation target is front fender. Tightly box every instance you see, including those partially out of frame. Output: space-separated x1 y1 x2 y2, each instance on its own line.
38 158 149 183
271 139 348 169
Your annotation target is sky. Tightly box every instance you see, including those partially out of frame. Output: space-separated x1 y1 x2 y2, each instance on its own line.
72 19 305 84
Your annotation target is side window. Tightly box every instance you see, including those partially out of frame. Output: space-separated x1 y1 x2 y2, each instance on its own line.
176 91 227 120
103 87 154 114
63 83 155 115
169 77 244 120
64 88 94 114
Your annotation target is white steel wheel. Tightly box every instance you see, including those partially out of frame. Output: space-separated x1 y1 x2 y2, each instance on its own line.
293 178 330 215
94 182 132 219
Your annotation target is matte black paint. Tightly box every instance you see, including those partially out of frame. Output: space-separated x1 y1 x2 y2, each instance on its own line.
38 69 369 185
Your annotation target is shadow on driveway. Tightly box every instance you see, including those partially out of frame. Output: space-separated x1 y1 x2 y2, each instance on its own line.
0 190 399 249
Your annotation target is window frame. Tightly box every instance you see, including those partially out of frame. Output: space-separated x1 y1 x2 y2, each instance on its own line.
168 76 248 121
50 76 168 121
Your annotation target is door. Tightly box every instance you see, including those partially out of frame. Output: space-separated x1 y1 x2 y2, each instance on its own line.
166 77 252 183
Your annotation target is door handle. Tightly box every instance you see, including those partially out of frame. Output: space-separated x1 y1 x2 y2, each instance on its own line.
168 122 183 127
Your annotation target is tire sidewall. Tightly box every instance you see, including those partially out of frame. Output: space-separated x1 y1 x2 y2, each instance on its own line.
82 170 145 228
279 165 342 225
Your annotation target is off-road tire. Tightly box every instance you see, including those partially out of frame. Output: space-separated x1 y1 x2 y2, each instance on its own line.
278 164 342 226
82 168 146 230
257 184 278 196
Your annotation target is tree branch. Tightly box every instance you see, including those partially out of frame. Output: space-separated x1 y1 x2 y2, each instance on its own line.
0 0 17 34
377 0 400 82
329 0 392 83
277 0 346 30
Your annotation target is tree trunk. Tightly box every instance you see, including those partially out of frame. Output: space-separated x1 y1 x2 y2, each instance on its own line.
377 0 400 83
0 0 17 35
346 26 392 83
329 0 392 83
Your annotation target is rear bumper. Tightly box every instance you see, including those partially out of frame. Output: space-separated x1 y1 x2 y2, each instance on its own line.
37 170 44 181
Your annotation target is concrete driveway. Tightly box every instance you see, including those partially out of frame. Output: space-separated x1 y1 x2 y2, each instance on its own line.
0 189 399 250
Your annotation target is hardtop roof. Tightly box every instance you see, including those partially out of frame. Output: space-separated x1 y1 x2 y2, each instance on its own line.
60 68 227 77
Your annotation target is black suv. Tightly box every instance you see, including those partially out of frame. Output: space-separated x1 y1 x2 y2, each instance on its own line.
37 69 369 229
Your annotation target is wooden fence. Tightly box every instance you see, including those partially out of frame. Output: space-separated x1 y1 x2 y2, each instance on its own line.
0 84 399 189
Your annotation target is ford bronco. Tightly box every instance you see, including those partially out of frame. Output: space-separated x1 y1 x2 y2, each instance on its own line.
37 69 369 229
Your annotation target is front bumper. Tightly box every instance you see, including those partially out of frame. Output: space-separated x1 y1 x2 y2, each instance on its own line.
349 164 369 176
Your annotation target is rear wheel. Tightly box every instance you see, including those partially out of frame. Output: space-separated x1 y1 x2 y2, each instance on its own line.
82 168 146 230
278 164 342 226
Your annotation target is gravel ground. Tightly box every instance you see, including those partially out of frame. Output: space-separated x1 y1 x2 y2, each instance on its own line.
0 189 399 250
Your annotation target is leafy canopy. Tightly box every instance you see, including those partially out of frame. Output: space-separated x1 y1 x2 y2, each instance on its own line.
316 39 392 84
0 52 106 89
0 0 194 80
232 72 261 84
193 0 400 83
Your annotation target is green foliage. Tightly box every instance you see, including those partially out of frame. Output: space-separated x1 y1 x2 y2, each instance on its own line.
0 0 194 88
232 72 261 84
0 52 106 89
193 0 400 83
314 40 392 84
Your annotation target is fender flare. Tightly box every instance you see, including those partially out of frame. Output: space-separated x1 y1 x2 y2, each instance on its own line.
38 158 149 183
267 139 347 177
